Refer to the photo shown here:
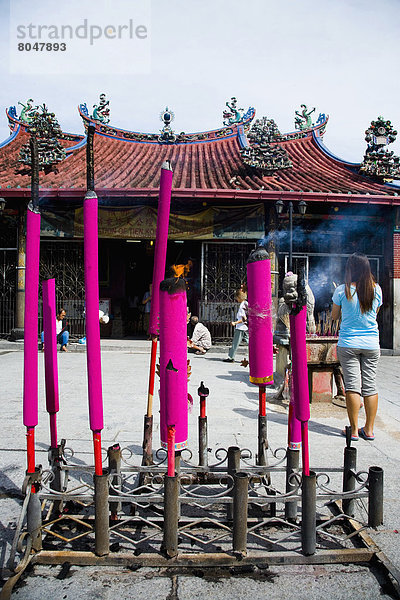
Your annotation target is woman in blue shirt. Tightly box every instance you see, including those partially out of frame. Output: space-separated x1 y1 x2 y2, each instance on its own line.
332 253 382 442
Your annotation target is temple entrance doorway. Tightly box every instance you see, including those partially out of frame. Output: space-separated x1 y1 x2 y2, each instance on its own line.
200 241 256 340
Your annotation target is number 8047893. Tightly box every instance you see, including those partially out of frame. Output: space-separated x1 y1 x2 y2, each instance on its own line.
18 43 66 51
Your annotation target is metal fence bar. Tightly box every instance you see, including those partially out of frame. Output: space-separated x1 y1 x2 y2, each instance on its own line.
199 301 237 340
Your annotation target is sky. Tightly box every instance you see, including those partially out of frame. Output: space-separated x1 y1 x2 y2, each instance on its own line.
0 0 399 162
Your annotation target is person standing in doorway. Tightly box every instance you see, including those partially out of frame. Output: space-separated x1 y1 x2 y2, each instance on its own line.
224 289 248 363
142 283 152 336
332 252 382 442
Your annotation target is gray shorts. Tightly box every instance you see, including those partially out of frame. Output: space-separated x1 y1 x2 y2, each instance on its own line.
336 347 380 397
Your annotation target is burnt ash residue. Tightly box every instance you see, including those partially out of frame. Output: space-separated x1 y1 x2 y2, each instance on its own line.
158 565 277 583
247 246 269 263
160 277 187 294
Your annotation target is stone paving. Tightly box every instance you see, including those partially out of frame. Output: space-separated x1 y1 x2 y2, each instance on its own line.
0 340 399 598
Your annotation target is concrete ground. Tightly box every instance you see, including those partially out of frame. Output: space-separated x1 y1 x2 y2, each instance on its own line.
0 339 400 599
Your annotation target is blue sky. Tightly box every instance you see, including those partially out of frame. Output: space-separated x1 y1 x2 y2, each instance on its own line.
1 0 399 162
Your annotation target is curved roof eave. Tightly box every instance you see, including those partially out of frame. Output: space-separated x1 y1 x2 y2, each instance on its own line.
312 127 359 167
4 106 86 159
0 124 20 149
65 135 87 154
5 106 84 142
312 127 400 193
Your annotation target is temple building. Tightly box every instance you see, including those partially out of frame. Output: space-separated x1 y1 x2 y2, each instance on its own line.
0 97 399 349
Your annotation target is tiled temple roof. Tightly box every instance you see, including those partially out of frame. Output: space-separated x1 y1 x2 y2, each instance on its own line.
0 105 399 204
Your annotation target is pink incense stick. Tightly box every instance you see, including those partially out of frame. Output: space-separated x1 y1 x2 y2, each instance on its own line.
42 278 59 449
289 306 310 474
247 247 274 387
159 278 188 453
288 388 302 450
149 162 173 337
23 204 41 472
290 307 310 423
84 191 104 475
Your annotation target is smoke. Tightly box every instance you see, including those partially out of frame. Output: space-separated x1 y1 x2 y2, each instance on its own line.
257 229 287 248
261 204 387 253
262 204 388 307
248 306 274 320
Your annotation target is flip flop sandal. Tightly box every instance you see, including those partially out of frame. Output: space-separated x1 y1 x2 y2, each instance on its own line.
341 429 358 441
359 427 375 441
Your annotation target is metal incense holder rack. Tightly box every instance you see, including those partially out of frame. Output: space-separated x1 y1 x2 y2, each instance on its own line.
7 402 384 573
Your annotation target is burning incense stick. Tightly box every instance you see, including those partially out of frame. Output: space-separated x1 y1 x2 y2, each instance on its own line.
149 161 173 339
84 190 104 476
143 163 173 464
315 310 339 337
23 204 41 474
159 278 188 474
246 246 274 388
42 279 60 449
247 246 274 466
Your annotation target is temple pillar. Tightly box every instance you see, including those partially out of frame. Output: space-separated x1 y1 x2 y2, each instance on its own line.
393 231 400 352
16 206 26 327
10 205 26 339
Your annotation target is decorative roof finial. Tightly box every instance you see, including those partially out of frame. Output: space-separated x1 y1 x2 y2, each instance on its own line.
18 104 66 171
18 99 39 124
240 116 292 174
359 117 400 182
223 97 245 127
248 117 282 144
91 93 110 124
158 107 176 144
294 104 315 130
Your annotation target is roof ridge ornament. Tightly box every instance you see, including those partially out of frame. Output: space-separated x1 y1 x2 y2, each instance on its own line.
91 93 110 124
18 99 39 124
294 104 315 130
158 107 177 144
79 103 89 117
223 97 245 127
241 116 292 174
359 116 400 182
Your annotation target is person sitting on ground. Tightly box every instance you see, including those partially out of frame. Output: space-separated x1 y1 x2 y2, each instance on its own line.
187 310 194 338
187 316 212 355
40 307 69 352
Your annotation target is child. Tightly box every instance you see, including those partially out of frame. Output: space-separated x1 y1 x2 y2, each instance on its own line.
224 290 248 363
